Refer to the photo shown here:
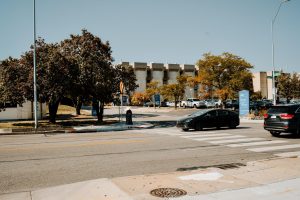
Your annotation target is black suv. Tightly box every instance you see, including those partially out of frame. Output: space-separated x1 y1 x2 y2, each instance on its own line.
264 104 300 136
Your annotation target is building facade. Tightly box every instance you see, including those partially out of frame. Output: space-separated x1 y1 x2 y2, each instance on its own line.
126 62 197 100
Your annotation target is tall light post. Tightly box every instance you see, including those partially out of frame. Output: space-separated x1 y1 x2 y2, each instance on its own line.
33 0 38 129
271 0 290 105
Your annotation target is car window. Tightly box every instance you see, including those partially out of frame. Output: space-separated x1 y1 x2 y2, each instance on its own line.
268 106 299 114
189 110 208 117
208 110 217 117
218 110 228 116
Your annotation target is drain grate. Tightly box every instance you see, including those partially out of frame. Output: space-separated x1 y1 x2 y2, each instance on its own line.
150 188 187 198
177 163 246 171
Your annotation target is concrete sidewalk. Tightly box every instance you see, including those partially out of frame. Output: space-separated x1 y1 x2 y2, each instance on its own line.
1 157 300 200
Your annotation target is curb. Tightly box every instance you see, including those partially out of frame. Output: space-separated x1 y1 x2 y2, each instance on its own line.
0 123 155 136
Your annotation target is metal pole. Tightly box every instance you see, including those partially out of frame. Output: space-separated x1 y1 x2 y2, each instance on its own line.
120 93 123 122
33 0 38 129
271 0 290 106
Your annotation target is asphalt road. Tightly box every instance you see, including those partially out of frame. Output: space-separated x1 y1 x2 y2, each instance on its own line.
1 109 300 195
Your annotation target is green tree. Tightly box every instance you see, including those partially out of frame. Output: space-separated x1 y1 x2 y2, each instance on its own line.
160 75 188 108
0 57 27 111
251 91 263 101
115 63 138 104
61 29 114 122
277 72 300 101
196 52 253 100
131 92 149 106
20 38 76 123
145 81 160 106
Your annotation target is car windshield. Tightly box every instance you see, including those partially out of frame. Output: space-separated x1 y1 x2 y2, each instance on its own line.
268 106 291 114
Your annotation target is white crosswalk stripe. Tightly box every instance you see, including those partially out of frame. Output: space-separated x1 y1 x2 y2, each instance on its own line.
210 137 265 144
227 140 288 147
180 133 231 138
247 144 300 152
192 135 245 141
132 128 300 158
274 151 300 158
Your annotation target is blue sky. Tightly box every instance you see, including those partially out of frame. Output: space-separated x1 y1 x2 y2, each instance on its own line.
0 0 299 72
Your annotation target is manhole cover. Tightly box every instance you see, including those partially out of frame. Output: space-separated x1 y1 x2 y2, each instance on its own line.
150 188 187 198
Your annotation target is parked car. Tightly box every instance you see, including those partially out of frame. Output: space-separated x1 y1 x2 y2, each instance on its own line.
176 109 240 131
181 98 206 108
204 99 217 108
224 99 239 110
264 104 300 136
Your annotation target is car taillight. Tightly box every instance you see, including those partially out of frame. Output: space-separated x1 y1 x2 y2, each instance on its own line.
263 114 269 119
280 113 294 120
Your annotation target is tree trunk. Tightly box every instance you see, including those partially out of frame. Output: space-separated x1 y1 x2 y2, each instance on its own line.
48 100 60 123
75 96 82 115
98 102 104 123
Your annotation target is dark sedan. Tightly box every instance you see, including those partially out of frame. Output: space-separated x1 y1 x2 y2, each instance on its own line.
176 109 240 131
264 104 300 136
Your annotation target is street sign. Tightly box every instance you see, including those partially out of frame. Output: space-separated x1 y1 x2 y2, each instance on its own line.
239 90 249 117
120 81 124 94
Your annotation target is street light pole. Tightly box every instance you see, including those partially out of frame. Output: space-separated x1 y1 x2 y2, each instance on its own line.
271 0 290 105
33 0 38 129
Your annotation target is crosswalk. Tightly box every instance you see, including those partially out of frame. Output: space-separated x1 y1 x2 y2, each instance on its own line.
134 128 300 159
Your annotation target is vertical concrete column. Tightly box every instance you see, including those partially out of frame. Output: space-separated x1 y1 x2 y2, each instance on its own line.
150 63 164 86
166 64 180 84
253 72 268 99
133 62 147 92
181 64 196 99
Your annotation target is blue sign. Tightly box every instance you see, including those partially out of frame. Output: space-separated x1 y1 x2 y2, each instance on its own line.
239 90 249 117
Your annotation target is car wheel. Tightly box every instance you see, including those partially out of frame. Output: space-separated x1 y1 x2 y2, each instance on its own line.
270 131 281 137
182 128 189 131
229 121 236 129
183 104 186 108
296 126 300 137
195 123 203 131
193 104 197 108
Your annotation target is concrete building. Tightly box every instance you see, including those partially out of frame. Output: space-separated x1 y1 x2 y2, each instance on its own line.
252 72 268 99
125 62 197 100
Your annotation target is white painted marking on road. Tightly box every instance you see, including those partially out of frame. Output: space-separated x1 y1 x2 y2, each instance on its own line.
210 138 265 144
178 172 223 181
247 144 300 152
227 140 287 147
176 131 218 136
275 151 300 158
193 135 245 141
181 133 231 138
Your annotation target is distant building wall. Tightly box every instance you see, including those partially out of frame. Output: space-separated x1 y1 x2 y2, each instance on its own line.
253 72 268 99
133 62 147 92
150 63 164 86
181 64 196 99
166 64 180 84
0 101 46 121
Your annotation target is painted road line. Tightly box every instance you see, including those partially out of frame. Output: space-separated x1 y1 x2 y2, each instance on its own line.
176 131 218 136
247 144 300 152
193 135 245 142
210 137 265 144
275 151 300 158
227 140 288 147
181 133 231 138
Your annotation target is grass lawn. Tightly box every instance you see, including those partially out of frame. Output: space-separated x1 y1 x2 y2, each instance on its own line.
0 105 117 129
